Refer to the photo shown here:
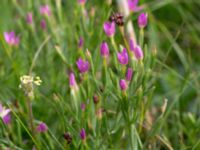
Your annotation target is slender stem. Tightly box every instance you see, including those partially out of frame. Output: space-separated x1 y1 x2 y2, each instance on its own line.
27 97 34 135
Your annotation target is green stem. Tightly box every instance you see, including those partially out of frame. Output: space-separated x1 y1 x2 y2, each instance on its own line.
27 97 35 135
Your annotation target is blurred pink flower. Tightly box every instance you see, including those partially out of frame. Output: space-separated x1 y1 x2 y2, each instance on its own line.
103 21 115 37
128 0 142 12
40 19 47 30
4 31 20 46
40 5 51 16
76 58 90 73
126 68 133 81
117 48 129 65
78 0 87 5
0 103 11 125
80 128 86 140
134 45 143 60
26 12 33 24
119 79 128 91
36 122 48 133
100 41 109 58
138 13 148 28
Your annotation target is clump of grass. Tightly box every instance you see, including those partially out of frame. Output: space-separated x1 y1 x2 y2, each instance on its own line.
0 0 200 149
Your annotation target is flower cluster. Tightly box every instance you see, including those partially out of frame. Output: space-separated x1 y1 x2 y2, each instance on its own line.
19 75 42 99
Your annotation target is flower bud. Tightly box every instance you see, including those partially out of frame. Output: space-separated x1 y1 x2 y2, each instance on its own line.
119 79 128 91
103 21 115 37
80 128 86 141
138 13 148 28
126 68 133 81
134 45 143 60
100 41 109 58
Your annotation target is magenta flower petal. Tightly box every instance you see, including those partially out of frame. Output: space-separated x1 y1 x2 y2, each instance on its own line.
119 79 128 91
80 128 86 140
117 48 129 65
78 0 86 5
126 68 133 81
40 5 51 16
103 21 115 37
36 122 48 133
69 72 77 87
40 19 47 30
128 0 139 11
134 45 143 60
76 58 90 73
4 31 20 46
26 12 33 24
100 41 109 58
3 114 11 125
138 13 148 28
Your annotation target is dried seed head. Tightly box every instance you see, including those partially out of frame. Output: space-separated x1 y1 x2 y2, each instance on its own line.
93 94 99 104
63 132 72 144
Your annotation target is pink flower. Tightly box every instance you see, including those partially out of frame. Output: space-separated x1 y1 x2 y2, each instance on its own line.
69 72 77 87
100 41 109 58
126 68 133 81
80 128 86 140
134 45 143 60
26 12 33 24
36 122 48 133
128 0 142 12
138 13 148 28
3 114 11 125
39 5 51 16
78 0 86 5
119 79 128 91
103 21 115 37
117 48 129 65
40 19 46 30
76 58 90 73
4 31 20 46
0 104 11 125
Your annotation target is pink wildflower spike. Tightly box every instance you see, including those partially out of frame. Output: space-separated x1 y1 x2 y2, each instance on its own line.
76 58 90 73
128 0 143 12
80 128 86 140
36 122 48 133
103 21 115 37
40 19 46 30
78 0 87 5
4 31 20 46
134 45 144 60
100 41 109 58
26 12 33 24
117 48 129 65
138 13 148 28
126 68 133 81
39 5 51 16
119 79 128 91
